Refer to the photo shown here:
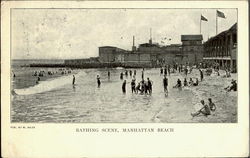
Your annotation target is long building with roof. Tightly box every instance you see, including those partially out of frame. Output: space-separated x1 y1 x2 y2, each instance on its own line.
65 33 206 68
96 34 204 67
203 23 237 72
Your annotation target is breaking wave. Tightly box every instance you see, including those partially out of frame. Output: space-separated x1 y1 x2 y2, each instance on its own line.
14 71 85 95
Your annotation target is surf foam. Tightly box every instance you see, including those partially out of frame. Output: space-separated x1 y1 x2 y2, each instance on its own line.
14 71 85 95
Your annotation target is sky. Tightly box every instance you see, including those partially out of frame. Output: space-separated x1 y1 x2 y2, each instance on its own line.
12 9 237 59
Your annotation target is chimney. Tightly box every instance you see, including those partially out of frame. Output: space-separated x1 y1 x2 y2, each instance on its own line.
132 36 136 52
149 28 152 44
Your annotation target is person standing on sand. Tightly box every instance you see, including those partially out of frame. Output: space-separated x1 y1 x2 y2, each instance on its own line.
97 75 101 88
72 75 75 85
191 100 211 117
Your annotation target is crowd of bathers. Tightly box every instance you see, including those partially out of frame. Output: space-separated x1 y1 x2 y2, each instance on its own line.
31 68 73 84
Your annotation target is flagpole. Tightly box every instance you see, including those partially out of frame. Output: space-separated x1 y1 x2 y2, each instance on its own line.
216 10 218 35
200 14 201 34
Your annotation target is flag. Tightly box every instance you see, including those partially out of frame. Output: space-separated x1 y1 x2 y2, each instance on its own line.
217 10 226 18
201 15 208 21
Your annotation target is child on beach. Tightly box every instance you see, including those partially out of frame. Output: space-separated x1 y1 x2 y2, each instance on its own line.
208 98 216 111
191 100 211 117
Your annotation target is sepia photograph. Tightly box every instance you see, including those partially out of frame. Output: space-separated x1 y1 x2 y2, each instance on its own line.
2 1 249 157
11 8 238 123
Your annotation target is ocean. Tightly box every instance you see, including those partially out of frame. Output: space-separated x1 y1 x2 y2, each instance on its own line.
11 59 237 123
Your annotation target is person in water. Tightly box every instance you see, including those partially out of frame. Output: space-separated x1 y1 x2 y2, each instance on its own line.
131 79 136 93
134 70 136 76
163 75 168 93
147 78 152 94
184 67 188 76
120 72 123 80
208 98 216 111
129 70 132 77
183 78 188 86
164 67 167 76
125 70 128 77
97 75 101 88
135 82 141 94
193 78 199 86
72 75 75 85
140 80 145 94
36 76 40 84
160 67 163 75
191 100 211 117
189 78 194 86
199 69 204 81
173 79 182 88
167 65 171 76
141 69 144 80
122 80 126 93
108 71 110 79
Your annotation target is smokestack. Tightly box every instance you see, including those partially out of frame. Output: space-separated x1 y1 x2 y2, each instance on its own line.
132 36 136 52
149 28 152 44
133 36 135 47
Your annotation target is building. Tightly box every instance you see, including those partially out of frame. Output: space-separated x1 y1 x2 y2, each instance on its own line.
64 34 205 68
97 34 204 67
203 23 237 72
98 46 127 63
181 35 203 64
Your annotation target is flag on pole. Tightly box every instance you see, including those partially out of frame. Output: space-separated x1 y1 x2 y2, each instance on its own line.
201 15 208 21
217 10 226 18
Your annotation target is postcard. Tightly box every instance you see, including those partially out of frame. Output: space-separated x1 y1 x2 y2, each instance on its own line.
1 0 249 157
